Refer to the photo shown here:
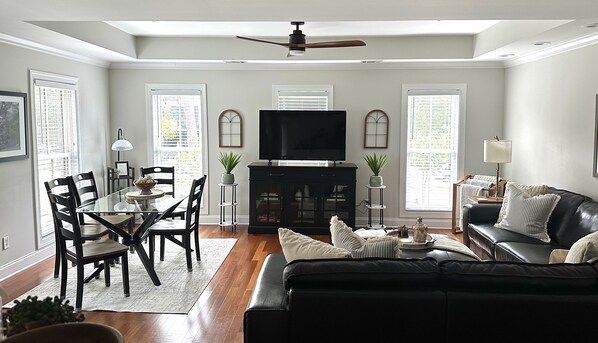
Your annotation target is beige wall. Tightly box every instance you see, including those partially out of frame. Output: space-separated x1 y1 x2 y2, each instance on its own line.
0 42 110 268
109 66 505 227
504 44 598 199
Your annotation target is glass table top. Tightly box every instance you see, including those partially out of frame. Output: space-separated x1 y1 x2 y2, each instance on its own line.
77 186 186 214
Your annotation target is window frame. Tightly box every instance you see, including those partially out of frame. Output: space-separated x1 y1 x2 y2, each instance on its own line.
145 83 209 215
29 70 81 248
399 83 467 219
272 85 333 110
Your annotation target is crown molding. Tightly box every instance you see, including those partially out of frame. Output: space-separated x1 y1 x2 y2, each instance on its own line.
109 60 504 70
505 32 598 68
0 33 109 68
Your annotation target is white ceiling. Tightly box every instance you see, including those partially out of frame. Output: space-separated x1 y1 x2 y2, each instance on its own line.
0 0 597 67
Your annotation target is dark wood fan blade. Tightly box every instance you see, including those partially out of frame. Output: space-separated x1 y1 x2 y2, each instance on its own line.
294 40 367 49
236 36 290 47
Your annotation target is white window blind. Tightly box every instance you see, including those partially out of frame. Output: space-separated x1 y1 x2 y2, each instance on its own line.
403 87 464 212
273 85 332 110
149 86 206 198
32 74 79 241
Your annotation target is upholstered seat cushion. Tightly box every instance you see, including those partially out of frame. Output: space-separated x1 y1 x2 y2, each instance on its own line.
495 241 567 263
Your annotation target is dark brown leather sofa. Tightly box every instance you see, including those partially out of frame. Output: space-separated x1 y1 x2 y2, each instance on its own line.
462 187 596 263
244 253 598 343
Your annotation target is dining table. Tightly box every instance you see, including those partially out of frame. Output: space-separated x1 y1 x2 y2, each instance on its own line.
76 186 186 286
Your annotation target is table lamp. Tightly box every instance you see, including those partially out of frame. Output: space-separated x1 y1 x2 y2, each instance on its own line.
111 128 133 162
484 136 512 197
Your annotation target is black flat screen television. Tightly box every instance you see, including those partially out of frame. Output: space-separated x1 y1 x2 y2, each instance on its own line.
259 110 347 162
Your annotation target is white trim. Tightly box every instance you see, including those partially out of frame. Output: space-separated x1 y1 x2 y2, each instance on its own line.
0 34 109 68
29 70 80 249
0 245 54 281
399 83 467 220
111 60 505 71
145 83 209 215
505 32 598 68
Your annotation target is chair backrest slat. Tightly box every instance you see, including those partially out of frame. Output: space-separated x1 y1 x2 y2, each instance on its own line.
185 175 207 232
69 171 100 224
140 166 176 196
47 192 85 257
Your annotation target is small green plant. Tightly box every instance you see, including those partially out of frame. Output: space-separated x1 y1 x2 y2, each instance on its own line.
3 296 85 337
218 152 242 174
364 153 388 176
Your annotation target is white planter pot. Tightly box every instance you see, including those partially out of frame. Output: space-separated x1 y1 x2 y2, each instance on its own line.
369 175 383 187
221 173 235 184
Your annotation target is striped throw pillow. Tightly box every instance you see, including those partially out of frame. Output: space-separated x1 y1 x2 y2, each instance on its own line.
495 184 560 242
330 216 401 258
495 182 547 227
278 228 351 262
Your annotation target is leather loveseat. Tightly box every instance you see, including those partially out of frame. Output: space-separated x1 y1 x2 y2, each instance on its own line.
244 253 598 343
462 186 597 263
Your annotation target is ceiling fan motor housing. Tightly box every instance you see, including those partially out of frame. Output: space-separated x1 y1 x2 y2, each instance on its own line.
289 21 306 54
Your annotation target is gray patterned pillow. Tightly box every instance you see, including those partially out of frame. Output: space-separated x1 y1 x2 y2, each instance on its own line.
495 184 560 242
329 216 401 258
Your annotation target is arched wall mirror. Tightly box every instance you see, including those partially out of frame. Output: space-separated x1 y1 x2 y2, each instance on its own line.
219 109 243 147
364 109 389 148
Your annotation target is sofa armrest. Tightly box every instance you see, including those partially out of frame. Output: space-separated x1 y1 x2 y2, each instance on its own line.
462 203 501 246
244 253 289 343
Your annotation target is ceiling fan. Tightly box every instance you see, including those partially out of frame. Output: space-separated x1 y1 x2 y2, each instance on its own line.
236 21 366 56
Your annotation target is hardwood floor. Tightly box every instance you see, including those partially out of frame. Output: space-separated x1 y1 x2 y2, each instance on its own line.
0 225 460 342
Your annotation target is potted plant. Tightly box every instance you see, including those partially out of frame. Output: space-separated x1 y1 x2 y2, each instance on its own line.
364 153 388 187
3 296 85 337
218 151 242 184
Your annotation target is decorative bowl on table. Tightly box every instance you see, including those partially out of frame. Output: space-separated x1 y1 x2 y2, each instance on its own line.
134 176 157 195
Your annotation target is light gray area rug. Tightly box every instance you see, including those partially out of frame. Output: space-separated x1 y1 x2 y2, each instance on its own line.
9 238 237 314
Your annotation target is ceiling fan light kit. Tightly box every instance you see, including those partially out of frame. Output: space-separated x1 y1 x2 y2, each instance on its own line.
237 21 366 57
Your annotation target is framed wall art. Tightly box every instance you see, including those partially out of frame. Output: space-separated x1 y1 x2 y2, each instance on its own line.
218 109 243 147
594 94 598 177
364 109 389 148
115 161 130 177
0 91 28 162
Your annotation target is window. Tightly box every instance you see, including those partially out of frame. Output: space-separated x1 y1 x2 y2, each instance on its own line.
400 84 466 217
273 85 333 110
147 84 208 212
30 70 80 247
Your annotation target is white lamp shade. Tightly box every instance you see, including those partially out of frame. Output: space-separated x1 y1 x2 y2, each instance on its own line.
288 49 305 56
111 139 133 151
484 139 512 163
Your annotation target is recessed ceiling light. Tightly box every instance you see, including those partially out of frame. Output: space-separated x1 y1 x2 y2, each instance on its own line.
583 23 598 28
499 54 515 58
532 41 551 46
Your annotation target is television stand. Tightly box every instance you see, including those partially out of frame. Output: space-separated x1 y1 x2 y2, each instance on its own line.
248 162 357 234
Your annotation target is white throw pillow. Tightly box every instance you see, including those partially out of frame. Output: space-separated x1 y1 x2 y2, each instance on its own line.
565 231 598 263
329 216 401 258
495 182 548 227
495 184 560 242
278 228 351 262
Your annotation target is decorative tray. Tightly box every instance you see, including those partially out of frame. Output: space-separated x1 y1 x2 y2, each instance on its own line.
397 234 436 250
125 189 165 200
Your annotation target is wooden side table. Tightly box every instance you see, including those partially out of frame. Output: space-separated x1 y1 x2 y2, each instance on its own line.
467 196 504 204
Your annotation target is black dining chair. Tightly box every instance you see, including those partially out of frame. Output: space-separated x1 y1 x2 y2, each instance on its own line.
47 192 130 311
140 166 185 220
45 177 111 279
68 171 135 235
147 175 206 271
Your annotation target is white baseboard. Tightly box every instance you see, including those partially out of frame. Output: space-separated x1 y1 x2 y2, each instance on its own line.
0 245 54 281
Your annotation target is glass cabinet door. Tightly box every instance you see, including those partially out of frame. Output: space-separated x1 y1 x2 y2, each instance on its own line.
254 182 283 225
287 183 316 225
322 183 352 223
